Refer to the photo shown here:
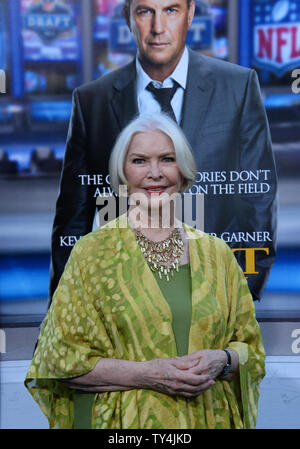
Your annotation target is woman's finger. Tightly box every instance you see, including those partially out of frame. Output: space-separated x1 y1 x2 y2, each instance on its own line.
175 380 215 398
172 358 199 370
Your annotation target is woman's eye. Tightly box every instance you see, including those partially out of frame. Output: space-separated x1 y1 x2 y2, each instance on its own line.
132 158 145 164
163 157 175 162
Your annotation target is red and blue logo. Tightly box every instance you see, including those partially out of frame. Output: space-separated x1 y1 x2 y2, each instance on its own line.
253 0 300 75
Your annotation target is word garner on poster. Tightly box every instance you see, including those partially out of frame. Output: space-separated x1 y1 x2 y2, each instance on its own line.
107 432 192 446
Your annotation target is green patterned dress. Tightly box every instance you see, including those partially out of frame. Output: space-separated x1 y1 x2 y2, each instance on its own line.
25 216 265 429
73 262 192 428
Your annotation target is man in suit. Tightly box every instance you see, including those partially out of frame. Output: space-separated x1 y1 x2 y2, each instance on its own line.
49 0 277 305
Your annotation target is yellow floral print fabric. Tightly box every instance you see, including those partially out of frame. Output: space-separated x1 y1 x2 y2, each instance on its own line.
25 216 265 429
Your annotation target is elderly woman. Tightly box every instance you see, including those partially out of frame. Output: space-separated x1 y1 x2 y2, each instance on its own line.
25 113 265 429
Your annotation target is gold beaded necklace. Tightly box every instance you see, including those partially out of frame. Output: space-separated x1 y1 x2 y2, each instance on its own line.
134 228 184 281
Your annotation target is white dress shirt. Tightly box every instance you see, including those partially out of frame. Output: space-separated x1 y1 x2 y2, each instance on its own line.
136 47 189 124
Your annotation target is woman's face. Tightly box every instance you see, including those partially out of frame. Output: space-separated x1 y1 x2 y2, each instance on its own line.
123 130 183 202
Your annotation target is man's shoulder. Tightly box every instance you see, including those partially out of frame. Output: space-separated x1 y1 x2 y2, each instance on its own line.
75 59 135 96
188 48 251 78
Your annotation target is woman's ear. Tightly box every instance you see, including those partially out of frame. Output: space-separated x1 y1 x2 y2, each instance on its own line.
179 174 186 193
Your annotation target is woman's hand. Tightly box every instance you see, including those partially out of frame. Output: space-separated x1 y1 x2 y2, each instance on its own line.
60 349 238 396
141 356 215 398
180 349 239 381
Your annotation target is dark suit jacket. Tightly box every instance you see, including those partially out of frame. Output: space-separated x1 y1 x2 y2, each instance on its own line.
49 48 277 304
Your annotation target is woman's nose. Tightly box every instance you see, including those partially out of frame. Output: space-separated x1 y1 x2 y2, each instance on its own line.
148 162 162 179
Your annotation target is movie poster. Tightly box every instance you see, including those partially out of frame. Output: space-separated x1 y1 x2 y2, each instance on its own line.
79 0 275 303
1 0 300 431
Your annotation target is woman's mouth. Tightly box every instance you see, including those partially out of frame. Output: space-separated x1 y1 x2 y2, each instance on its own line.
144 186 167 195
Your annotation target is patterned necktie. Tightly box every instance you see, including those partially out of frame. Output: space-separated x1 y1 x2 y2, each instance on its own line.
146 81 179 122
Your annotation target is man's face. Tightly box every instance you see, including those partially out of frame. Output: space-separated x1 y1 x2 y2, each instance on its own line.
124 0 195 72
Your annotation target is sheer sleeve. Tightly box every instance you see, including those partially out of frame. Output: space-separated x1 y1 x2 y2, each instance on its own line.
25 242 114 428
224 244 266 428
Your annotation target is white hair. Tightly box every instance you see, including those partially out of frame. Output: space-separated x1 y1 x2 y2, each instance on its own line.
109 113 196 194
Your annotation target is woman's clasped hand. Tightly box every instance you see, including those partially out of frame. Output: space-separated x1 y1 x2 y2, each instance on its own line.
142 351 220 398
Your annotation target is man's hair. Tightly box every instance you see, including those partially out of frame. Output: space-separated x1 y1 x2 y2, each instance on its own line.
109 113 197 195
124 0 193 10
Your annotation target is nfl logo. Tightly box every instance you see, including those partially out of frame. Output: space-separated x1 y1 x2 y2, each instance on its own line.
253 0 300 76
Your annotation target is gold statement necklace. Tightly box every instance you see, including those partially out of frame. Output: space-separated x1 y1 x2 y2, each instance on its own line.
134 228 184 281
